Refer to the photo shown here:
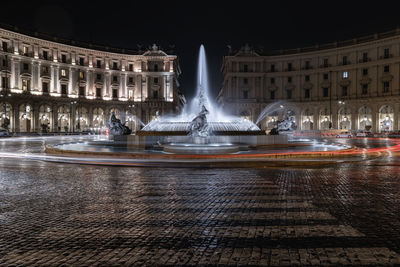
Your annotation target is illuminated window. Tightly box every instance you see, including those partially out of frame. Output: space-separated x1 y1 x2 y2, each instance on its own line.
61 69 66 77
23 46 28 55
128 89 133 99
343 71 348 79
79 71 84 79
22 79 28 91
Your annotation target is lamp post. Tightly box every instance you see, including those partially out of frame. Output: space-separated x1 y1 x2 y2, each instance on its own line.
70 100 77 133
128 103 134 131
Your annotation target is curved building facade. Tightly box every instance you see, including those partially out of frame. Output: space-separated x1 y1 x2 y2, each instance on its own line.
218 29 400 133
0 26 185 133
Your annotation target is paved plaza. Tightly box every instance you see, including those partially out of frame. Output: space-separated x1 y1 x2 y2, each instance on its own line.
1 137 400 265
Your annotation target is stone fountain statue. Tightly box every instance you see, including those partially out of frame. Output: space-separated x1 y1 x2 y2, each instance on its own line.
277 115 297 131
109 112 131 135
189 105 209 137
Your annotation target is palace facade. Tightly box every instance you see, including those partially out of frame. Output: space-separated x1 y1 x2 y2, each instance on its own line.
218 29 400 133
0 25 185 133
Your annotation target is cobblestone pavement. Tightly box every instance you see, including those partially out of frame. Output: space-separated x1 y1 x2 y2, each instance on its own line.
2 137 400 266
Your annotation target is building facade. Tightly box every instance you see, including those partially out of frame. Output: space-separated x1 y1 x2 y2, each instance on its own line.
218 29 400 133
0 25 185 133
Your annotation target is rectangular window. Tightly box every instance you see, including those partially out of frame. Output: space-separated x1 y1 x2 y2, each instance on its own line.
243 78 248 84
153 90 158 98
42 82 49 93
79 71 84 79
79 57 84 66
61 54 67 63
342 56 348 65
287 90 292 99
79 87 85 96
129 64 133 71
323 87 329 97
343 71 348 79
43 50 48 60
305 75 310 81
154 77 159 84
61 69 66 77
288 77 292 83
342 86 348 96
96 74 101 80
362 84 368 95
384 65 390 73
270 78 275 84
305 61 310 69
243 64 248 72
362 68 368 76
96 87 101 97
270 90 275 100
287 63 292 71
270 64 275 72
383 81 390 93
113 76 118 82
97 60 101 68
129 77 133 83
113 62 118 70
363 52 368 62
384 48 390 58
2 42 7 52
305 89 310 98
23 63 29 70
323 58 328 67
112 89 118 98
323 73 328 80
128 89 134 99
2 59 8 67
243 90 248 99
61 84 67 95
23 46 28 56
43 66 49 74
154 64 159 71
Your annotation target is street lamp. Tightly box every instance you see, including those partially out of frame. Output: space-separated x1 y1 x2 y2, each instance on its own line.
70 100 77 133
128 103 134 131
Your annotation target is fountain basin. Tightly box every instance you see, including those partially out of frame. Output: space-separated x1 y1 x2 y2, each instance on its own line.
163 143 239 154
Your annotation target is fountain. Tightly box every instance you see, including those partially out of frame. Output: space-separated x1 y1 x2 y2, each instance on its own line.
129 45 287 154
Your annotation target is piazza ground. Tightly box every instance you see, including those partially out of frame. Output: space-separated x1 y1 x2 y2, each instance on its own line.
1 136 400 265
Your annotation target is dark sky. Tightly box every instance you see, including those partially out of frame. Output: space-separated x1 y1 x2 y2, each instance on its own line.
1 1 399 100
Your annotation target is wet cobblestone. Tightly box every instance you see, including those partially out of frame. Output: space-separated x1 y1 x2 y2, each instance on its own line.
2 138 400 265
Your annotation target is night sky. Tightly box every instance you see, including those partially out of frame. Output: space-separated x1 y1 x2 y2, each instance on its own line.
1 1 399 100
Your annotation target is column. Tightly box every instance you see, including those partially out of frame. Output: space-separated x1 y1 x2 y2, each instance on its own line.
120 73 126 98
86 70 93 96
53 104 58 132
10 57 20 89
31 61 40 91
104 71 110 97
146 76 149 99
33 104 40 132
351 108 357 130
13 107 19 132
394 104 399 131
68 67 74 95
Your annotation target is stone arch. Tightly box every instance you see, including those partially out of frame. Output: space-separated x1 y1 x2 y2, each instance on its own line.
301 108 314 130
358 106 372 131
379 105 394 132
338 106 352 130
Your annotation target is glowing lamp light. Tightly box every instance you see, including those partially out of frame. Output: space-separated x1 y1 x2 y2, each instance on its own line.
386 116 390 120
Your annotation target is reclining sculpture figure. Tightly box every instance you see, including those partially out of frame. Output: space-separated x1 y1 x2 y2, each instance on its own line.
109 112 132 135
